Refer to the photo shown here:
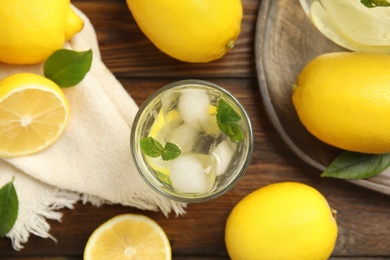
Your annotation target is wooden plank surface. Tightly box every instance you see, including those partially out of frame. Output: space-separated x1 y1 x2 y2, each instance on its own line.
0 0 390 259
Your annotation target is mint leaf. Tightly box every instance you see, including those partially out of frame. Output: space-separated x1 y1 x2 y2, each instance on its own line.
44 49 93 88
140 137 163 158
162 142 181 161
216 98 244 142
361 0 390 7
321 151 390 179
217 99 241 124
140 137 181 161
0 178 18 237
218 123 245 143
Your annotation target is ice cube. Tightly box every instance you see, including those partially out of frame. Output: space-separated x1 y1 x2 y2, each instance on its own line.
212 140 237 176
195 153 217 190
167 123 198 153
160 89 178 114
169 154 208 193
192 133 215 154
178 89 210 130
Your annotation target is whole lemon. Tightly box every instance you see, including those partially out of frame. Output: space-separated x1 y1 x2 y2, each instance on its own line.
0 0 83 65
292 52 390 154
126 0 242 63
225 182 338 260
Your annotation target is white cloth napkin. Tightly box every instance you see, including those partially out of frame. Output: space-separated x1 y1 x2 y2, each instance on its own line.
0 8 186 250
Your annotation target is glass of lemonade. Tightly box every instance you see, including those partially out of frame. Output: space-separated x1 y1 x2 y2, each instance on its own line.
299 0 390 53
130 80 253 203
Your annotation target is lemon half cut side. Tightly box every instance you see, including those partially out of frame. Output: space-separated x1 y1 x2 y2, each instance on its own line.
0 73 70 158
84 214 171 260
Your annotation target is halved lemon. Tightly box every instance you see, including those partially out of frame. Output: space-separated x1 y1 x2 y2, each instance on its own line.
0 73 70 157
84 214 171 260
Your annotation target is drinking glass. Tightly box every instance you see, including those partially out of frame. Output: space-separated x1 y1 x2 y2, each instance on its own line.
299 0 390 53
130 80 253 203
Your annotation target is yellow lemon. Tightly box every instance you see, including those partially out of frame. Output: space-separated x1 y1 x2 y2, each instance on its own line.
84 214 171 260
225 182 338 260
126 0 242 63
292 52 390 154
0 73 70 157
0 0 83 64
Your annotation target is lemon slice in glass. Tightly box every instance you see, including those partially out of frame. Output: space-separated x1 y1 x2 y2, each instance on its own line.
145 109 180 176
0 73 70 157
84 214 171 260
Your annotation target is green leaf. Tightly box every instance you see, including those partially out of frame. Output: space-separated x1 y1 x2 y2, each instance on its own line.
162 142 181 161
140 137 181 161
321 151 390 179
44 49 93 88
140 137 163 158
217 122 244 142
361 0 390 7
216 99 241 124
216 98 244 142
0 178 18 237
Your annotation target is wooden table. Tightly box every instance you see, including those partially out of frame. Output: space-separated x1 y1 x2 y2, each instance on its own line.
1 0 390 259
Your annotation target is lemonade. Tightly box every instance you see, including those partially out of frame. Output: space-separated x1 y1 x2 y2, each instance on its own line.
299 0 390 53
130 80 253 203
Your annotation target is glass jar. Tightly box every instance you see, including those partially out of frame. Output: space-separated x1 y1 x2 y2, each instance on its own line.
299 0 390 53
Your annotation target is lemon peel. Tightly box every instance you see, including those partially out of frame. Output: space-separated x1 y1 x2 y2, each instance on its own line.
0 0 83 64
293 52 390 153
225 182 338 260
126 0 242 63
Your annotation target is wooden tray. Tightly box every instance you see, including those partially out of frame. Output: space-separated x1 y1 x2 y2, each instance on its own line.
255 0 390 195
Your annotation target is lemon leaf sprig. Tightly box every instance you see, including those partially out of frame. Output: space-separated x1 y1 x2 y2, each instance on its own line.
44 49 93 88
361 0 390 8
321 151 390 179
0 178 18 237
